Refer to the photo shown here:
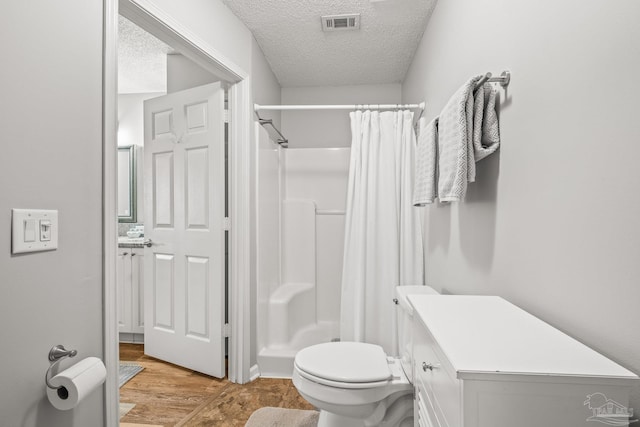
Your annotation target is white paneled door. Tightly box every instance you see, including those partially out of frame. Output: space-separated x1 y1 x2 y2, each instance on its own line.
143 82 226 377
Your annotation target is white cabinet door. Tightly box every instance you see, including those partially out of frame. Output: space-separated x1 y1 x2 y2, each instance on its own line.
143 82 226 378
131 249 144 334
118 248 144 337
117 249 132 333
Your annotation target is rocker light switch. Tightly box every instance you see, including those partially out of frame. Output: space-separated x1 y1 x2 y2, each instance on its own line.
12 209 58 254
24 219 36 242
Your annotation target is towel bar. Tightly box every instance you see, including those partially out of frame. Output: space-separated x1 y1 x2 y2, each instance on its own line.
475 71 511 90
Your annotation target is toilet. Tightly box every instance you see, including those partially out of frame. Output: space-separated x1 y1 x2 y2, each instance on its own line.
292 285 439 427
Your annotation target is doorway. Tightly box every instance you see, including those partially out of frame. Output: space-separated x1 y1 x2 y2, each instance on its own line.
116 15 228 423
104 1 252 425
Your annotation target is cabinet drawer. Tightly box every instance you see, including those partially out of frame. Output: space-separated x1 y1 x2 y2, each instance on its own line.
414 320 461 427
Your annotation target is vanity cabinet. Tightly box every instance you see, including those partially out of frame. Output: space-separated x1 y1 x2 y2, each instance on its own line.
409 295 638 427
117 247 144 338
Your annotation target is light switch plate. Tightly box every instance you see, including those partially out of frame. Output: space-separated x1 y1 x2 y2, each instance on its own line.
12 209 58 254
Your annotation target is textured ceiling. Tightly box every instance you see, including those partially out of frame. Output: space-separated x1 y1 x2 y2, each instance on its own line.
223 0 434 87
118 16 171 94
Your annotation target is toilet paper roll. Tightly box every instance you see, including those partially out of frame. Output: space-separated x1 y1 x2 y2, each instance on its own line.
46 356 106 410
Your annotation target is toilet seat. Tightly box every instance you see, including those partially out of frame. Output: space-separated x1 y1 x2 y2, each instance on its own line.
295 365 394 389
294 342 395 389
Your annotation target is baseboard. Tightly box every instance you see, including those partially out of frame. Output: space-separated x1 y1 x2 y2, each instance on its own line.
249 364 260 382
119 332 144 344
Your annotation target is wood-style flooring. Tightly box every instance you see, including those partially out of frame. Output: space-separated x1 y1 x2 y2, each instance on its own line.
119 343 315 427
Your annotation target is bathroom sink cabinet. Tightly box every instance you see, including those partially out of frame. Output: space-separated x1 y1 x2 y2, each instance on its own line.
409 295 638 427
117 247 145 340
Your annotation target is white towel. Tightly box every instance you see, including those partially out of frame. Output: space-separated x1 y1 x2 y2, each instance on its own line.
437 76 501 202
413 117 438 206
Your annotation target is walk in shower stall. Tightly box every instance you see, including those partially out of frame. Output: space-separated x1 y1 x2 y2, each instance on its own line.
256 125 349 377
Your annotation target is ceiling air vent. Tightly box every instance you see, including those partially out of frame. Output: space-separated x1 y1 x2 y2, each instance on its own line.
321 14 361 32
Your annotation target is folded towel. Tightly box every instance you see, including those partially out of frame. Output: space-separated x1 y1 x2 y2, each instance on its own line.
437 76 501 202
413 117 438 206
473 83 501 162
437 77 479 202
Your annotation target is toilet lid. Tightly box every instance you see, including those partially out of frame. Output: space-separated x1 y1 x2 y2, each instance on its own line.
294 342 391 383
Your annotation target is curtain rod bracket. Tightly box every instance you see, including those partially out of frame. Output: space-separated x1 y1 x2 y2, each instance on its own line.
255 111 289 148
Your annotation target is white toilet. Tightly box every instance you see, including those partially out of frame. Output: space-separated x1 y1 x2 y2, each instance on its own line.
292 285 439 427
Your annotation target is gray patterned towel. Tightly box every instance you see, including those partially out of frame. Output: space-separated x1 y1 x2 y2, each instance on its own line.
473 83 501 162
413 117 438 206
437 76 500 202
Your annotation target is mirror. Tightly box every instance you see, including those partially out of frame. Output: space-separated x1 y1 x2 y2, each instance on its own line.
118 146 137 222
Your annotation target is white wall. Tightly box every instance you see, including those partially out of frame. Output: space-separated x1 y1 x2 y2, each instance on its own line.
281 84 401 148
143 0 253 72
166 53 218 93
118 92 164 147
403 0 640 410
252 38 282 131
118 93 164 227
0 1 104 426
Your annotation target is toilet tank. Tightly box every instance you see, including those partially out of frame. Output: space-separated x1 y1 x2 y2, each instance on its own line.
395 285 439 382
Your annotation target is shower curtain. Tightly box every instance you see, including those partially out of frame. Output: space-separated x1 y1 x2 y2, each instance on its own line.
340 110 424 355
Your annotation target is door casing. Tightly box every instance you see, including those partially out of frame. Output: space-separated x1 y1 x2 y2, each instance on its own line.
103 0 253 425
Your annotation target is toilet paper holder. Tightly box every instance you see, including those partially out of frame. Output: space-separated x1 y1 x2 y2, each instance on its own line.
45 344 78 390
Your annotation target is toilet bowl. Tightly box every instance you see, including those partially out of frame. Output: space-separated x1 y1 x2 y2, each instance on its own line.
292 285 439 427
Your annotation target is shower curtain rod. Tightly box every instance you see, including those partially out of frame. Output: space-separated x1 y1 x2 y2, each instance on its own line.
254 102 426 112
254 102 425 148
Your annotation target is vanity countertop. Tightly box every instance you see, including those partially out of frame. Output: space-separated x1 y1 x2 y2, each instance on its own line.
408 294 639 383
118 237 148 248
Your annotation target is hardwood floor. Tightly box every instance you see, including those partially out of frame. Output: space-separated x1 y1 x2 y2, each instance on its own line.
119 343 315 426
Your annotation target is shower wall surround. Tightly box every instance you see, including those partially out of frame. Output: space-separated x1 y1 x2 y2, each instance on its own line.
256 124 349 377
285 148 349 327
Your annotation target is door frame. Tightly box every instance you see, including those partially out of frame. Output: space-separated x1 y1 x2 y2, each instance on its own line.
103 0 252 425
